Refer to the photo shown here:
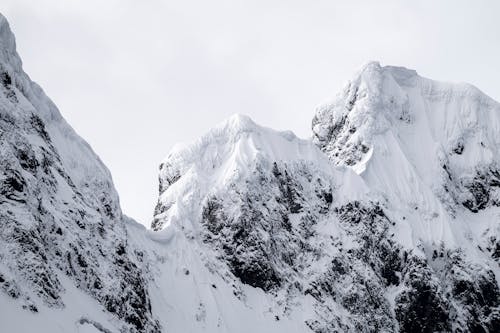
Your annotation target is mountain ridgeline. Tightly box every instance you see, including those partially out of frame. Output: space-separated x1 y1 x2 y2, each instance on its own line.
0 13 498 333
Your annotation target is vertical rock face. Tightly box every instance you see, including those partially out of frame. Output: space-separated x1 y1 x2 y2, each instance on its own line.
0 14 159 332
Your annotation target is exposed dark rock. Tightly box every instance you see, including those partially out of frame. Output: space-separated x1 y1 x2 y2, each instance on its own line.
29 114 51 143
462 168 500 212
395 256 450 333
199 161 334 292
0 64 161 332
1 71 12 86
454 141 465 155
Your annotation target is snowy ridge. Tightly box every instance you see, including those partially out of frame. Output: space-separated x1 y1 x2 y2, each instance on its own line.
153 113 367 231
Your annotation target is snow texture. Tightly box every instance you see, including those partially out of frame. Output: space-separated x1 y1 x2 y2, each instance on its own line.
0 12 498 333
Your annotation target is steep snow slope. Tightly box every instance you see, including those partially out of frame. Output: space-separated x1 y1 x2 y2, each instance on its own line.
0 14 160 332
313 61 499 259
312 62 500 331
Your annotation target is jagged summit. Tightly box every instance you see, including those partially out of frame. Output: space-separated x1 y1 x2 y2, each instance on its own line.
313 60 500 252
215 113 263 133
0 14 22 73
350 61 419 85
164 113 299 166
153 113 366 231
312 60 500 194
313 61 499 152
163 114 335 176
0 13 117 200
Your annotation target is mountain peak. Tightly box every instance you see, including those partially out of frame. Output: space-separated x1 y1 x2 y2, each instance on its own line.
313 61 500 159
161 114 301 173
0 14 23 87
150 62 500 331
208 113 296 142
224 113 258 131
152 113 350 231
313 60 500 246
352 61 418 87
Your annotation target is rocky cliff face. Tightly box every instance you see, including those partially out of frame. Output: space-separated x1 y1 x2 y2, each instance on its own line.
0 14 160 333
0 12 498 333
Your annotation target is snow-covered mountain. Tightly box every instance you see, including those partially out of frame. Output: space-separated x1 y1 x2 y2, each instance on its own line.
0 14 159 332
0 12 498 333
152 97 499 331
312 62 500 251
309 62 500 331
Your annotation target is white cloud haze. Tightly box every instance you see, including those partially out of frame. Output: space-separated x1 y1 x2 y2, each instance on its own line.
2 0 500 225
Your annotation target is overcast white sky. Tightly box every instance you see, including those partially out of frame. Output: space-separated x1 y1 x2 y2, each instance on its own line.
2 1 500 226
